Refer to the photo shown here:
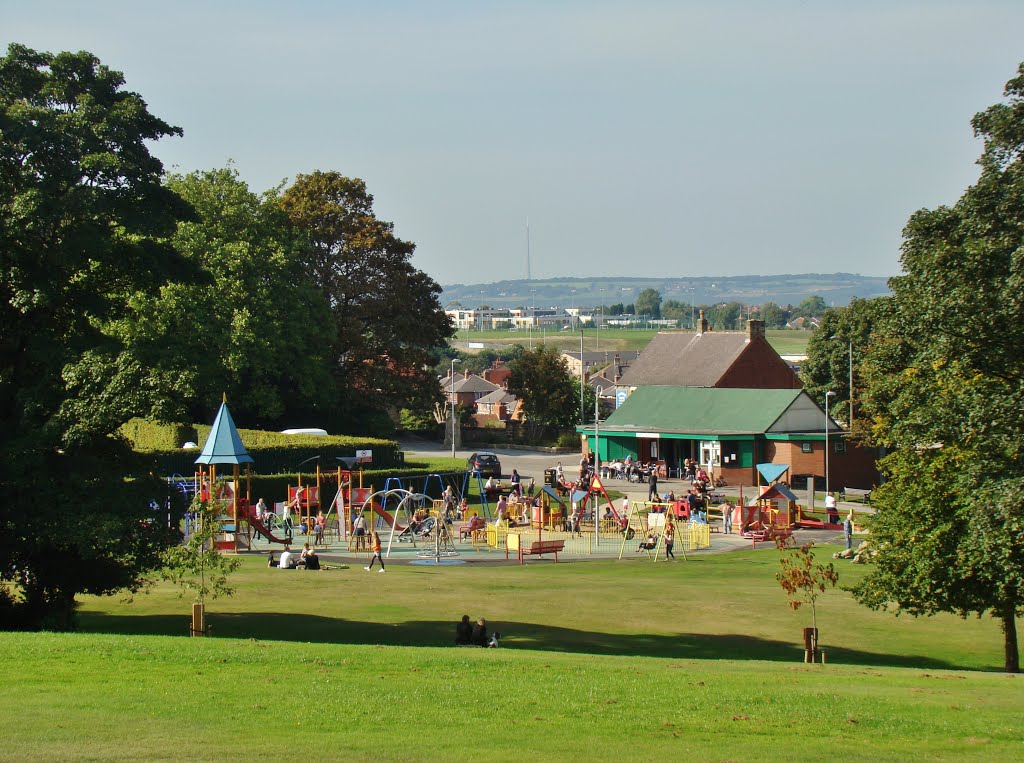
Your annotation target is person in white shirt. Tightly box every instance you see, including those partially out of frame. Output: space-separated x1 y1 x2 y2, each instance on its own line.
278 548 296 569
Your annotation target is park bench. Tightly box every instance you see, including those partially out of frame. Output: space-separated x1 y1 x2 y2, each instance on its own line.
839 487 872 504
505 533 565 564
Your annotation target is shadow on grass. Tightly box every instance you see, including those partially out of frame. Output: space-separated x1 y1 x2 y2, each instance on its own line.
77 611 966 671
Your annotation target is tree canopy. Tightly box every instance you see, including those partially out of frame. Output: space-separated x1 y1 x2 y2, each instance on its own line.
0 44 189 626
279 172 453 429
507 346 586 431
634 288 662 319
852 62 1024 672
800 297 890 434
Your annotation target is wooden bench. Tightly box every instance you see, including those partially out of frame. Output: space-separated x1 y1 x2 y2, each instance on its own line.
839 487 872 504
505 534 565 564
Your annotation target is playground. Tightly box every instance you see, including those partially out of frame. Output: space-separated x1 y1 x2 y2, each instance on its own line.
2 413 1019 760
173 403 871 572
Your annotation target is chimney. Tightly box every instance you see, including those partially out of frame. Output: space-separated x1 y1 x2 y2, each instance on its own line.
698 309 709 335
747 319 765 342
463 369 469 379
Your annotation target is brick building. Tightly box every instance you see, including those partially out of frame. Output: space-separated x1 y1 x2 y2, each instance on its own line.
580 317 880 490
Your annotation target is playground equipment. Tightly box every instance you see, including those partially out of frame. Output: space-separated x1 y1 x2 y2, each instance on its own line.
617 501 673 560
193 400 255 552
741 467 802 544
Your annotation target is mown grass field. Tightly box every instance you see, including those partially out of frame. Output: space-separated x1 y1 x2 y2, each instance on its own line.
3 547 1021 761
452 328 811 356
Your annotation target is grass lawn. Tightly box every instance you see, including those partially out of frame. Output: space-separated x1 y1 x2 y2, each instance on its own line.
452 328 810 356
3 548 1021 760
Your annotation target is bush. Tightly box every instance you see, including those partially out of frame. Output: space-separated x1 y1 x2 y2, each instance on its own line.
120 419 197 450
556 431 581 449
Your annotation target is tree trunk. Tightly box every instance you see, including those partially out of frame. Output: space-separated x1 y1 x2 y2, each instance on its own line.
1002 609 1019 673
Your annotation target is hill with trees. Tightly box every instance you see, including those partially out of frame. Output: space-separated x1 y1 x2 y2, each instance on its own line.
441 273 890 311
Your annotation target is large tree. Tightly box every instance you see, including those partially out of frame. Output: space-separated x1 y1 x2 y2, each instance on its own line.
507 345 587 431
0 45 190 627
148 167 337 427
279 172 452 430
634 288 662 319
852 63 1024 672
800 296 890 434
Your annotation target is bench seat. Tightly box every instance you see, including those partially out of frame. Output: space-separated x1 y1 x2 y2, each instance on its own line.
505 534 565 564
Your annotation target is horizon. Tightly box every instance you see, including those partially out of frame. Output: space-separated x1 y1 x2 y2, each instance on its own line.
5 3 1022 284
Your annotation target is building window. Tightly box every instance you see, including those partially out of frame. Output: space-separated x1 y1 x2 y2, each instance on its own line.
801 442 813 454
699 440 721 467
835 439 847 454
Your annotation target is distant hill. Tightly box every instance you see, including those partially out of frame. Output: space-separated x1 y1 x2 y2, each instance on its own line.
440 273 890 309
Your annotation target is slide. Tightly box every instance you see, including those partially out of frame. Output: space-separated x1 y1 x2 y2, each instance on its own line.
247 512 291 544
369 501 406 531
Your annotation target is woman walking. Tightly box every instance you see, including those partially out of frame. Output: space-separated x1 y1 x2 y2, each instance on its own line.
365 531 385 573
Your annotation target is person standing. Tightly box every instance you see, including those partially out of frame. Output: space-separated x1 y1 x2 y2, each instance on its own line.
721 500 734 534
825 491 839 524
843 511 855 550
664 523 676 561
352 512 368 550
647 468 659 503
365 531 385 573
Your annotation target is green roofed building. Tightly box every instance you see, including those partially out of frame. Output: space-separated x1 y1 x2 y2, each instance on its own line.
580 318 880 489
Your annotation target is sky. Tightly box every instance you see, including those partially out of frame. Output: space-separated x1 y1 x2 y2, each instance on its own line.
3 1 1023 285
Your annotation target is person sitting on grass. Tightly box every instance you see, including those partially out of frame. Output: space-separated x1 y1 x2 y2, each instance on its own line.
278 546 297 569
455 615 473 645
298 543 320 570
472 617 493 648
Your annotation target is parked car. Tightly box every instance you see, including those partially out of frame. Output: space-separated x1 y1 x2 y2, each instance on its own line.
467 452 502 478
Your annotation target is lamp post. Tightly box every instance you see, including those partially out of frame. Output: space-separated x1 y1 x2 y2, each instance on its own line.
450 358 460 458
824 390 836 501
830 334 854 426
580 329 585 425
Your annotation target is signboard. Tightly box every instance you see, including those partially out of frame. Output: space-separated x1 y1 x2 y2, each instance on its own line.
355 449 373 464
615 389 628 409
468 342 485 349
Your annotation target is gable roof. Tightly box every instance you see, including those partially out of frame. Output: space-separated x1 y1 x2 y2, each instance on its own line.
195 401 254 465
441 373 500 395
476 389 517 405
617 332 752 387
598 386 835 436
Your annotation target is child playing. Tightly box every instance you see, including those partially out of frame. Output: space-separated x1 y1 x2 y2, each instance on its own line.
365 531 385 573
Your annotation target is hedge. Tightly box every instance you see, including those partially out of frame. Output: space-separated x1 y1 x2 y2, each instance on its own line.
120 419 198 450
166 468 469 507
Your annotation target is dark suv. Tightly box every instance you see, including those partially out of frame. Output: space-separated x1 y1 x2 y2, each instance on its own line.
467 452 502 478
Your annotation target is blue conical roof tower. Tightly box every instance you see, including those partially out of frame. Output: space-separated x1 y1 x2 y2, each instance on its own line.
195 401 254 466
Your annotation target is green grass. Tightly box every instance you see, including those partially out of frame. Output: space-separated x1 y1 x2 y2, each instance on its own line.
4 550 1021 761
453 327 810 356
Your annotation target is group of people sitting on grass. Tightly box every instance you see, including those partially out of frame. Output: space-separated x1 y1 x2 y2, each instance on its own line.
268 543 320 570
455 615 500 648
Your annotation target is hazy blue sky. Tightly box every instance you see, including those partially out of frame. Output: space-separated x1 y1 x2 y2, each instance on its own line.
4 1 1022 285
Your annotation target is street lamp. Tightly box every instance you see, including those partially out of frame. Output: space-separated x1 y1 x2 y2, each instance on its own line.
830 335 854 426
450 358 460 458
580 329 585 425
824 390 836 501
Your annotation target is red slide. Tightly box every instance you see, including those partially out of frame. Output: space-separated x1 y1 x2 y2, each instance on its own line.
370 501 406 531
247 512 291 544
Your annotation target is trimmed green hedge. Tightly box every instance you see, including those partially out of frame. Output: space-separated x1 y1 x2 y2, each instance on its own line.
146 442 403 477
120 419 198 450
